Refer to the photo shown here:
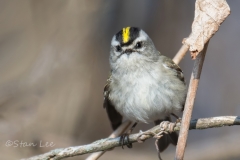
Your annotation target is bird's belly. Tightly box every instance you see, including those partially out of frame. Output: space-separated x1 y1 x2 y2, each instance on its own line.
123 90 171 123
110 80 183 123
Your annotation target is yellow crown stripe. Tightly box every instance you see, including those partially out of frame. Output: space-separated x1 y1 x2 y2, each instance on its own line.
122 27 130 43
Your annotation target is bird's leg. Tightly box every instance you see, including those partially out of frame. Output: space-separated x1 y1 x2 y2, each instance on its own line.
171 113 182 123
120 122 137 149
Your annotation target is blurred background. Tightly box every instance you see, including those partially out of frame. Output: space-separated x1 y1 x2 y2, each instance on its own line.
0 1 240 160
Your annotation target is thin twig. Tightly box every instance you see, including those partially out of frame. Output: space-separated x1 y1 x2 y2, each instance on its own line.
175 41 209 160
172 44 189 64
22 116 240 160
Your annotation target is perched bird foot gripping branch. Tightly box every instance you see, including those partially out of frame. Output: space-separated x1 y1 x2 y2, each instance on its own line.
119 122 137 149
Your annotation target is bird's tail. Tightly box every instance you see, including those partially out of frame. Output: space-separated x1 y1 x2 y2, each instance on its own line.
154 117 178 152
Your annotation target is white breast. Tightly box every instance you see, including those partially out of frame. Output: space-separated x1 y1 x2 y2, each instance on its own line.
109 63 185 123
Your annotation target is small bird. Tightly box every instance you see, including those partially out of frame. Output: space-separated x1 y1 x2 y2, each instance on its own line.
103 27 187 157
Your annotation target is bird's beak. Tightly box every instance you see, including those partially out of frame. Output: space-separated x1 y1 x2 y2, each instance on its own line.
124 49 134 55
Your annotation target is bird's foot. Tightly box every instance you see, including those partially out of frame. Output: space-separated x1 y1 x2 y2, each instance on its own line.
120 133 132 149
119 122 137 149
159 121 175 133
137 121 175 142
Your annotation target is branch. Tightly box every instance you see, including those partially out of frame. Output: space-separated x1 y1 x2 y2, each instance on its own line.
85 121 132 160
175 0 230 159
175 41 209 160
172 44 189 64
22 116 240 160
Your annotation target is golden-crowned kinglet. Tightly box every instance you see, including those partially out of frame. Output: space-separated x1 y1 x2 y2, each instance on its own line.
104 27 187 156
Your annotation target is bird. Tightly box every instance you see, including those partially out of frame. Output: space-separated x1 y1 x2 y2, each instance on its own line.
103 27 187 158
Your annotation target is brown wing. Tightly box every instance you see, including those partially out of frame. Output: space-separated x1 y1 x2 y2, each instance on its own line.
161 55 185 83
103 76 123 130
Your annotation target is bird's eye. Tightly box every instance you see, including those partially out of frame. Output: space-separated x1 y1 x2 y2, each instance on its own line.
116 45 122 52
135 42 142 49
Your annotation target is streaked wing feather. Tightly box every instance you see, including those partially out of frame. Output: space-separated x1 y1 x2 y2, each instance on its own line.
161 55 185 83
161 55 186 111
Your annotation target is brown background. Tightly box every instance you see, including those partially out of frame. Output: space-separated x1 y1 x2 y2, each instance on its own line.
0 1 240 160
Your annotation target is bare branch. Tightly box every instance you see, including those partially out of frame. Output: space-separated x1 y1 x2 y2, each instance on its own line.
22 116 240 160
85 121 132 160
172 44 189 65
175 41 209 160
174 0 230 159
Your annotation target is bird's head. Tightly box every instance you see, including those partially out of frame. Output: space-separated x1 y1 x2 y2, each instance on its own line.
110 27 159 71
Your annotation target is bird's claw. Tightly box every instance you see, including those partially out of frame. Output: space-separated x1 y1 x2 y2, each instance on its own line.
159 121 175 133
120 133 132 149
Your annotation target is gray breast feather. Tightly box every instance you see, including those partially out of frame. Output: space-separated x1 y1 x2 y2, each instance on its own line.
109 59 186 123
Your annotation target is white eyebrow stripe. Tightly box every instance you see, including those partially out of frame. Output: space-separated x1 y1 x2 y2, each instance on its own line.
134 36 147 43
135 30 148 42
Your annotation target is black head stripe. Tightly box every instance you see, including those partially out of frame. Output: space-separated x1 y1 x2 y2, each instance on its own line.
115 30 123 45
115 27 140 46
